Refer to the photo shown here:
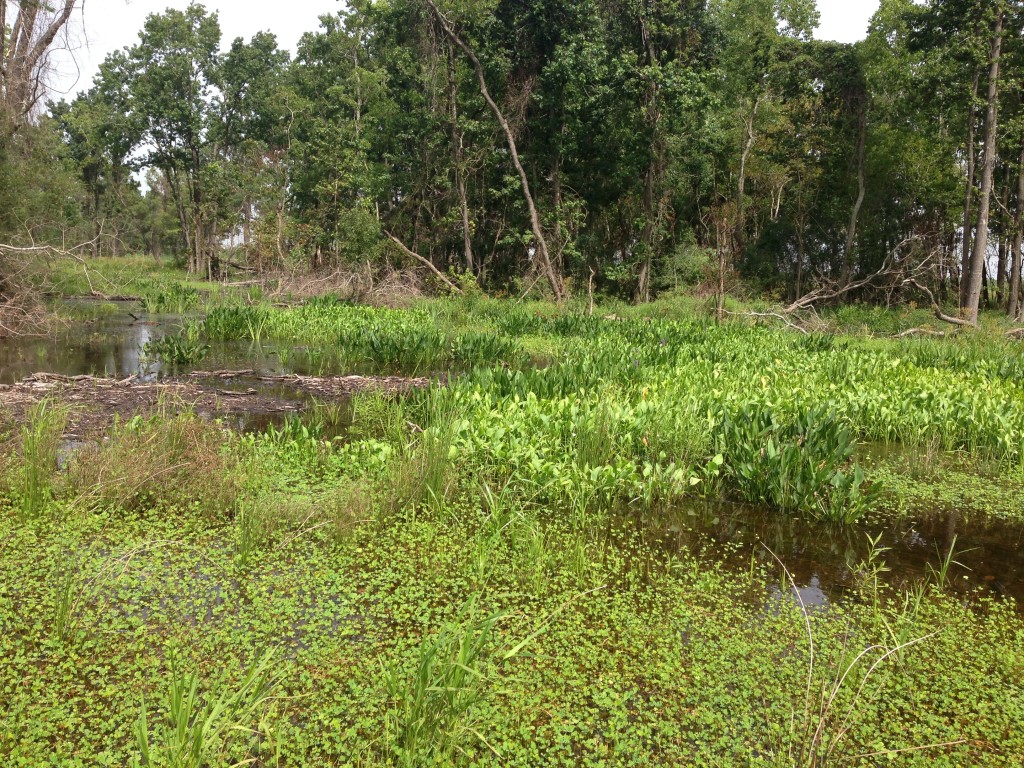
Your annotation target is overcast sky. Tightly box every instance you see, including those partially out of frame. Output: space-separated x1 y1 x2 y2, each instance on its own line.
51 0 882 100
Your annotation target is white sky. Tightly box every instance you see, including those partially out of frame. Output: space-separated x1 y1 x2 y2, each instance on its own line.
50 0 881 101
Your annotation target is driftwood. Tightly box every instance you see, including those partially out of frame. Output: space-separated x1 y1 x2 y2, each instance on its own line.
384 232 463 295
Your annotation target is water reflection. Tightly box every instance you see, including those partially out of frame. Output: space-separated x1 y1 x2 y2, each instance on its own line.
0 303 168 384
632 500 1024 611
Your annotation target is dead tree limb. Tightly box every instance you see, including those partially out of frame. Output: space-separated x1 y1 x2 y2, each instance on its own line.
721 309 811 335
784 237 927 314
423 0 564 302
901 279 972 327
384 232 462 294
893 328 948 339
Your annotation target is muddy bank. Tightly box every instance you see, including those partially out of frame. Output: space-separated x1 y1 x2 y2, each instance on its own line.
0 372 432 436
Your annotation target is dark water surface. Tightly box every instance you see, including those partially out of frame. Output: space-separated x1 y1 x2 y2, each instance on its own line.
634 501 1024 610
0 300 173 384
0 300 358 384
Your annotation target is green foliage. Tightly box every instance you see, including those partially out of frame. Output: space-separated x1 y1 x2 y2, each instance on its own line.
12 400 68 521
143 322 210 365
133 649 281 768
384 597 505 767
138 283 200 314
720 406 880 522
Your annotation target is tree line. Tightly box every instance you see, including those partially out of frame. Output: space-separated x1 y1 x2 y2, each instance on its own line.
2 0 1023 321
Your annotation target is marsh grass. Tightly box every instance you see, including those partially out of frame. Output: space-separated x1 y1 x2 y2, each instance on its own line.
133 648 281 768
386 393 458 515
12 399 68 521
384 596 506 767
767 548 964 767
143 321 210 365
927 535 974 590
66 408 241 519
350 389 410 444
52 550 84 644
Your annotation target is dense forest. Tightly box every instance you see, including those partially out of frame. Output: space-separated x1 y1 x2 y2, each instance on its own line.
2 0 1023 323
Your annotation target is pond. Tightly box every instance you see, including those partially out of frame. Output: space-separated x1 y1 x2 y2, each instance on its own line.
632 500 1024 610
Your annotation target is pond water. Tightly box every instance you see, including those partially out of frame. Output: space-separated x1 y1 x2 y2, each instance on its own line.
0 301 173 384
634 501 1024 610
3 301 1023 612
0 300 366 385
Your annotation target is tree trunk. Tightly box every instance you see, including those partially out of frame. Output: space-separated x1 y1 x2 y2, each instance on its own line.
1009 138 1024 320
635 13 663 305
960 68 981 310
447 48 474 275
736 97 761 266
425 0 563 301
996 165 1010 307
2 1 78 127
842 103 867 284
965 10 1003 326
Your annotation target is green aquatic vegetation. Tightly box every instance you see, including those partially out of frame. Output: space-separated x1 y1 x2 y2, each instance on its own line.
7 295 1024 765
719 406 880 522
201 306 270 342
133 649 281 768
138 283 201 314
143 322 210 365
451 331 526 369
384 596 506 767
11 399 67 520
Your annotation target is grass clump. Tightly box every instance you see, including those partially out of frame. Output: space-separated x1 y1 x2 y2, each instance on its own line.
1 399 69 520
385 597 506 767
133 649 281 768
143 322 210 366
65 410 241 519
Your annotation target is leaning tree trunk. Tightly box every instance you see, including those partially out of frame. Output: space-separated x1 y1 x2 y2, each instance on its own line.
1009 138 1024 320
965 10 1003 327
960 68 981 310
425 0 563 302
1 1 79 130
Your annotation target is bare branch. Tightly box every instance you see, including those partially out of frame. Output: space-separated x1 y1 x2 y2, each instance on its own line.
384 232 462 294
901 279 972 327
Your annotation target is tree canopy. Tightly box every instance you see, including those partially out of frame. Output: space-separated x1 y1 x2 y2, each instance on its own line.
3 0 1024 320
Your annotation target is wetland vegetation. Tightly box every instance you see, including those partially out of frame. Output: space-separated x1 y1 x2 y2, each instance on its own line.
3 0 1024 764
2 273 1024 766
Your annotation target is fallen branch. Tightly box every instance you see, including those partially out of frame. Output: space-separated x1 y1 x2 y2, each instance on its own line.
721 309 811 335
784 237 925 314
384 232 462 295
901 279 973 327
893 328 948 339
1007 327 1024 339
